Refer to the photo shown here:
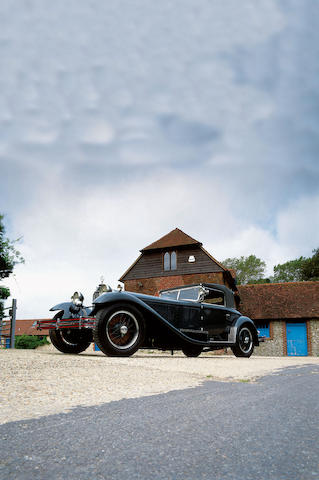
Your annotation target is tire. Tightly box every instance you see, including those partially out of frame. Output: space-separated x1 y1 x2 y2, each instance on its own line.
231 325 254 358
93 305 145 357
182 344 203 357
49 312 91 354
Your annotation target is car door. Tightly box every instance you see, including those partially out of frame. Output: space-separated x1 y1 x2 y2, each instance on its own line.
201 288 231 337
202 304 229 337
175 288 201 331
164 302 200 330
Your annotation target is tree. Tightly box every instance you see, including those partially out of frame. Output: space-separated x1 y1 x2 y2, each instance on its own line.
222 255 266 285
301 248 319 281
273 257 306 283
0 215 24 318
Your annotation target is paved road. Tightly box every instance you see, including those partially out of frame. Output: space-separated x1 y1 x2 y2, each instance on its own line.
1 365 318 480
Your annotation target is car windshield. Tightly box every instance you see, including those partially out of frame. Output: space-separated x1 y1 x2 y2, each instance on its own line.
160 286 201 302
160 290 179 300
179 287 200 301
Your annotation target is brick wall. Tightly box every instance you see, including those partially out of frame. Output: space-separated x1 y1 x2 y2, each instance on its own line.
124 271 228 296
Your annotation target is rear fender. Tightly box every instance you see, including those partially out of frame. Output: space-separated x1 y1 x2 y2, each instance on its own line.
230 316 259 346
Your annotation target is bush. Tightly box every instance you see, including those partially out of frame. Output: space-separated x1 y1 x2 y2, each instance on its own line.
15 335 49 349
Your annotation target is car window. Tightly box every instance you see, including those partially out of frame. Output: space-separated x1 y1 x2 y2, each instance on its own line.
178 287 200 301
202 289 225 306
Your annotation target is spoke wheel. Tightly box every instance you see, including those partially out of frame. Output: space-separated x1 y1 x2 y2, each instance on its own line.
232 325 254 358
106 311 139 350
93 305 145 357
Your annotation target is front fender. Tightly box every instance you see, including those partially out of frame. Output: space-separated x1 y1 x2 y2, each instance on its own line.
50 302 73 313
50 302 93 319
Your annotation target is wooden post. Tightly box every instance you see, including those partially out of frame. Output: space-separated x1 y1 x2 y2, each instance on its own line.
10 299 17 349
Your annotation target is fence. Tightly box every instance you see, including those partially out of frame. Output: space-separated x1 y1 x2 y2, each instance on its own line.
0 299 17 348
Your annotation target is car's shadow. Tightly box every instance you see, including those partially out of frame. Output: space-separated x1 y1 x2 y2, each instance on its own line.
42 350 232 359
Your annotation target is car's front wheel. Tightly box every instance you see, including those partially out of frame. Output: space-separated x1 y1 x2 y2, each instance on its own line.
93 305 145 357
182 344 203 357
231 325 254 358
49 313 92 354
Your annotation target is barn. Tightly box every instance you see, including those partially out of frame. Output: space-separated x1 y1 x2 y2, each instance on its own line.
119 228 237 295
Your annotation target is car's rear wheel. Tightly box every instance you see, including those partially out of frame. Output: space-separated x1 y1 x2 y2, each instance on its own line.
93 305 145 357
231 325 254 358
49 312 91 354
182 344 203 357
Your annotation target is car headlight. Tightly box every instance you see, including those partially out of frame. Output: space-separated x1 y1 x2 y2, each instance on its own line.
71 291 84 306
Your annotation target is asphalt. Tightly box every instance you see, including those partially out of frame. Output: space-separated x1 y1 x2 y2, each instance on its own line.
1 365 318 480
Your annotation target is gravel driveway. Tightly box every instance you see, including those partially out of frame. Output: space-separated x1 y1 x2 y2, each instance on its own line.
1 345 318 424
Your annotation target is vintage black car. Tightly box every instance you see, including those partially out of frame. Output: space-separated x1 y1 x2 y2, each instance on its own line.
38 283 259 357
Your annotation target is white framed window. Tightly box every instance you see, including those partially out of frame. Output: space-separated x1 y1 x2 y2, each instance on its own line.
164 252 170 271
163 251 177 271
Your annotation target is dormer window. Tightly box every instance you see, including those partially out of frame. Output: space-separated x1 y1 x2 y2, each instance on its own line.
164 251 177 271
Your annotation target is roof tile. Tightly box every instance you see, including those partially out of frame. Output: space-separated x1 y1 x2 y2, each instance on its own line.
141 228 201 251
238 281 319 319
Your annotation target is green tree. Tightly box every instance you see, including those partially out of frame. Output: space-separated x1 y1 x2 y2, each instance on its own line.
0 214 24 318
301 248 319 281
222 255 266 285
273 257 306 283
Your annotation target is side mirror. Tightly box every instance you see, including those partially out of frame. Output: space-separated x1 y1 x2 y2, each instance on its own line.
198 287 209 302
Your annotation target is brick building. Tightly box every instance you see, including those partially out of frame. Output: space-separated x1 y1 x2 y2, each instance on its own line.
119 228 319 356
119 228 236 294
238 282 319 356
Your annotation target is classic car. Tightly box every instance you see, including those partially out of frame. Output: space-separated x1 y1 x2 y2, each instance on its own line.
37 283 259 357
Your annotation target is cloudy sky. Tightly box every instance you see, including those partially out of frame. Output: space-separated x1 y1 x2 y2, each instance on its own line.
1 0 319 318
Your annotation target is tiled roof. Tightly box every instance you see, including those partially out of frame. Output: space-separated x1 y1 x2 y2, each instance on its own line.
238 282 319 319
141 228 202 252
14 319 50 336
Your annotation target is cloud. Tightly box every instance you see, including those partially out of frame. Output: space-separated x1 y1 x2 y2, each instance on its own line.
276 194 319 256
158 115 221 145
82 121 115 145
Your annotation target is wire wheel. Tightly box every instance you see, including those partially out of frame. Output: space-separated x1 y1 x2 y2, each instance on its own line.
106 310 139 350
93 305 145 356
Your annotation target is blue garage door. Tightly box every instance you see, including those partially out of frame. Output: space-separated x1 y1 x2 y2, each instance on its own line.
286 323 308 356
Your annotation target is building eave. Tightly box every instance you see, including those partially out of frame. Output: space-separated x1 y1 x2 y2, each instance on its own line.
118 254 143 282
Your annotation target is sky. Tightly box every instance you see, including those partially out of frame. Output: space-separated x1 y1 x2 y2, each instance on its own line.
1 0 319 318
